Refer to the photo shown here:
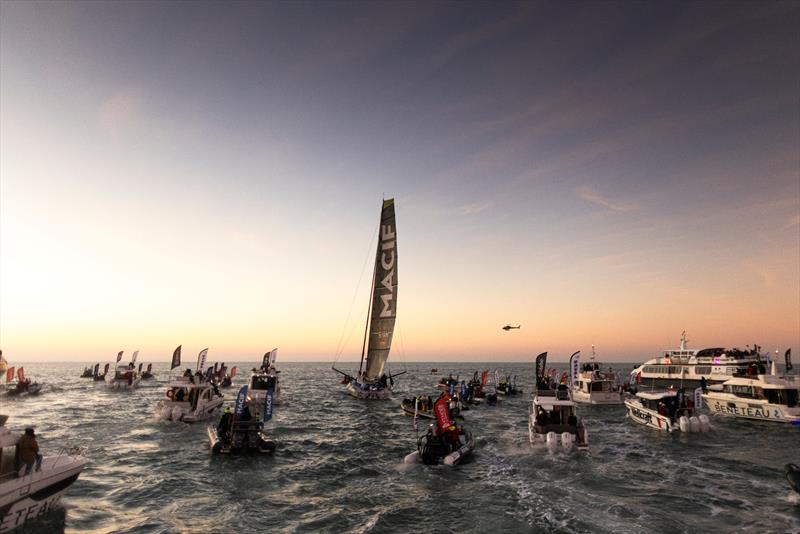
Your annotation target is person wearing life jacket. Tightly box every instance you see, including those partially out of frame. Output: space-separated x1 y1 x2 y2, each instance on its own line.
445 423 461 451
217 407 233 442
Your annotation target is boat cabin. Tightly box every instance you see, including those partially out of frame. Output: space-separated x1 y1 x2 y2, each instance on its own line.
634 390 695 421
0 416 21 482
532 385 581 433
250 373 277 392
113 364 137 380
165 376 218 405
720 379 799 407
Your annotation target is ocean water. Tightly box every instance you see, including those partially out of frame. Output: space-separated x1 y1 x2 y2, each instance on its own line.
3 361 799 534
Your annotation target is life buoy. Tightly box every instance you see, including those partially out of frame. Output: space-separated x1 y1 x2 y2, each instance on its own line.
166 389 174 400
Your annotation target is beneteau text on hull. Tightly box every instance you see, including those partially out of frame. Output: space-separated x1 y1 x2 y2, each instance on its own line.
702 351 799 424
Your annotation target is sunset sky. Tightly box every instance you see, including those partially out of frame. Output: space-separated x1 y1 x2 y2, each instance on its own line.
1 2 798 363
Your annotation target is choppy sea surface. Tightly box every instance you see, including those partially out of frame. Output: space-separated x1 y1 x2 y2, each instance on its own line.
3 361 800 533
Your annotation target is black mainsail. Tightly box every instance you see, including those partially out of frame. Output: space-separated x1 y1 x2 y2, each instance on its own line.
361 199 398 383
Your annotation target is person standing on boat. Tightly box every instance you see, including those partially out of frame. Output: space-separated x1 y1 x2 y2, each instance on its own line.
20 428 42 474
218 407 233 442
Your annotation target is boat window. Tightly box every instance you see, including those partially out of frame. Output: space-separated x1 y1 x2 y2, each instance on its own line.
730 385 755 398
788 389 799 408
694 366 711 375
765 388 799 407
0 445 17 481
590 381 607 392
252 376 273 390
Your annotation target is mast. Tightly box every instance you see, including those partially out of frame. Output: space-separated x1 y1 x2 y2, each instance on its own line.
358 250 378 376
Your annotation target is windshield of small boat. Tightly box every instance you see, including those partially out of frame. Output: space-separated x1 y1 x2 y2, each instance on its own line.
764 388 798 407
251 375 274 390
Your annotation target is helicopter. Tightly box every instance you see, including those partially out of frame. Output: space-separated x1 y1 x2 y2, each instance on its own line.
502 325 520 331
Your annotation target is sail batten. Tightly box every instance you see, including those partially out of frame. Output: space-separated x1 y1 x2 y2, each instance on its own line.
363 199 398 383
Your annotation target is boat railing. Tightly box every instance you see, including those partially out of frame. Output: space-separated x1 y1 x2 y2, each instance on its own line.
53 446 87 467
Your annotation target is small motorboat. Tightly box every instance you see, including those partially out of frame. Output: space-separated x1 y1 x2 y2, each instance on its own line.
80 366 94 378
785 463 800 495
5 368 40 397
529 352 588 451
0 416 87 532
400 397 436 419
156 376 224 422
430 368 438 374
248 365 282 411
93 363 110 382
404 395 474 466
570 349 624 405
466 370 489 399
214 364 237 388
207 420 275 454
208 384 276 454
625 388 710 433
6 380 42 397
495 371 522 396
107 363 141 390
141 363 155 380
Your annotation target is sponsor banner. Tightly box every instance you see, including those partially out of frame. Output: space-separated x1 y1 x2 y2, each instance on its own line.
116 351 123 363
535 353 547 380
569 351 580 387
171 345 182 370
196 348 208 372
263 387 274 422
434 396 452 433
234 385 248 418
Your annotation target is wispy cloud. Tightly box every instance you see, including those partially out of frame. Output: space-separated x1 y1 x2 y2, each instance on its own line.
460 202 492 215
97 88 143 133
575 187 639 213
786 215 800 229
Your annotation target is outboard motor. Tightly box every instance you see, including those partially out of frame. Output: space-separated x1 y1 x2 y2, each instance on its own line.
699 414 710 432
561 432 575 451
679 416 690 432
689 416 700 433
546 432 558 451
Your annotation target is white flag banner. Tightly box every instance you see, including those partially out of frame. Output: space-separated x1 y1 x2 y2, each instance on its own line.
197 348 208 372
693 387 703 410
131 350 139 363
271 348 278 365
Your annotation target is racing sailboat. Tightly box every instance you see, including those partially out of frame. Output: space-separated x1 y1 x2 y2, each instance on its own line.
333 198 404 399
